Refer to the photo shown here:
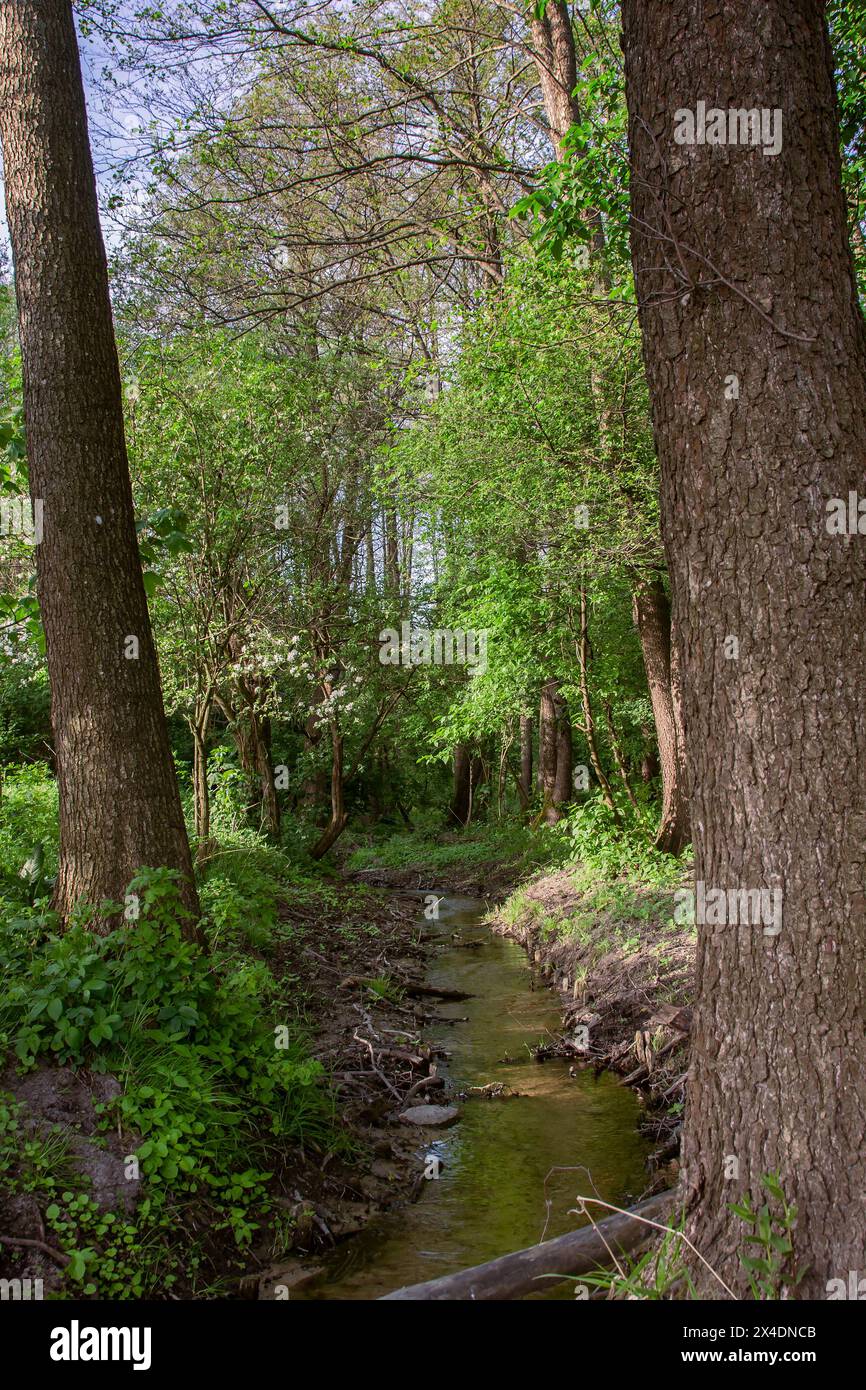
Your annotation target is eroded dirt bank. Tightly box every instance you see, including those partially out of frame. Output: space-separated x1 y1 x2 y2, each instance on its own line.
487 867 695 1187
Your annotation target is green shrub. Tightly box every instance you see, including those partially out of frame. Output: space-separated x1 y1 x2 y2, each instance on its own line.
0 764 58 910
0 867 337 1292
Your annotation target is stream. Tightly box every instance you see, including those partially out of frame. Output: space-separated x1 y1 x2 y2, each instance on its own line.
297 893 650 1300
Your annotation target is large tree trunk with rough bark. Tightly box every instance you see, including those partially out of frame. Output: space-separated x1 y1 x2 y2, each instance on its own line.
623 0 866 1297
531 0 580 158
632 577 690 853
0 0 200 931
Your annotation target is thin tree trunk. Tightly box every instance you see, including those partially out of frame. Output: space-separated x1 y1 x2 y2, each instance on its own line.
301 700 327 815
551 688 573 817
632 577 690 852
309 720 348 859
538 679 559 824
383 508 400 595
0 0 200 932
468 754 486 826
573 589 620 821
519 713 533 809
217 691 280 839
497 728 513 819
603 699 640 813
191 693 213 859
640 723 659 783
447 744 472 828
531 3 607 266
623 0 866 1296
253 712 280 840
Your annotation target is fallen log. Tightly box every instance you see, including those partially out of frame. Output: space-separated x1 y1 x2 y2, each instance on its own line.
404 983 474 1002
380 1188 677 1300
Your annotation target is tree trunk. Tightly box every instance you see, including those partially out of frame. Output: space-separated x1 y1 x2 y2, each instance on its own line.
0 0 200 932
217 691 280 839
623 0 866 1296
496 727 513 819
573 589 620 821
640 723 659 783
191 694 213 860
309 720 348 859
447 743 471 828
603 699 640 813
531 3 607 265
468 754 487 826
234 707 279 839
551 688 573 816
531 1 580 155
538 679 559 824
518 713 533 810
632 577 690 853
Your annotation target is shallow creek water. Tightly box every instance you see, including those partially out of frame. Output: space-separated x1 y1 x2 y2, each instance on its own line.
297 893 650 1299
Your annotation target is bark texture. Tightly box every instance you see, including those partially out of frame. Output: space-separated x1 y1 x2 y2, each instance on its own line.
623 0 866 1295
531 0 581 158
0 0 199 928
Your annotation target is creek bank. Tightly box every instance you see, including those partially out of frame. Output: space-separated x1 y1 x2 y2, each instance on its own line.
282 891 653 1300
345 858 527 901
244 881 473 1297
0 881 467 1301
488 866 695 1185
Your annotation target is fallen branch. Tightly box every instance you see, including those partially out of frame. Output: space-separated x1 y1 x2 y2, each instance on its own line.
352 1033 403 1101
619 1035 683 1086
0 1234 70 1268
402 1075 445 1103
380 1189 677 1300
662 1070 688 1098
404 984 474 1002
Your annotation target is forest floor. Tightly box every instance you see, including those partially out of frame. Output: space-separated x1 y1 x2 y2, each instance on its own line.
0 879 474 1299
0 815 694 1299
